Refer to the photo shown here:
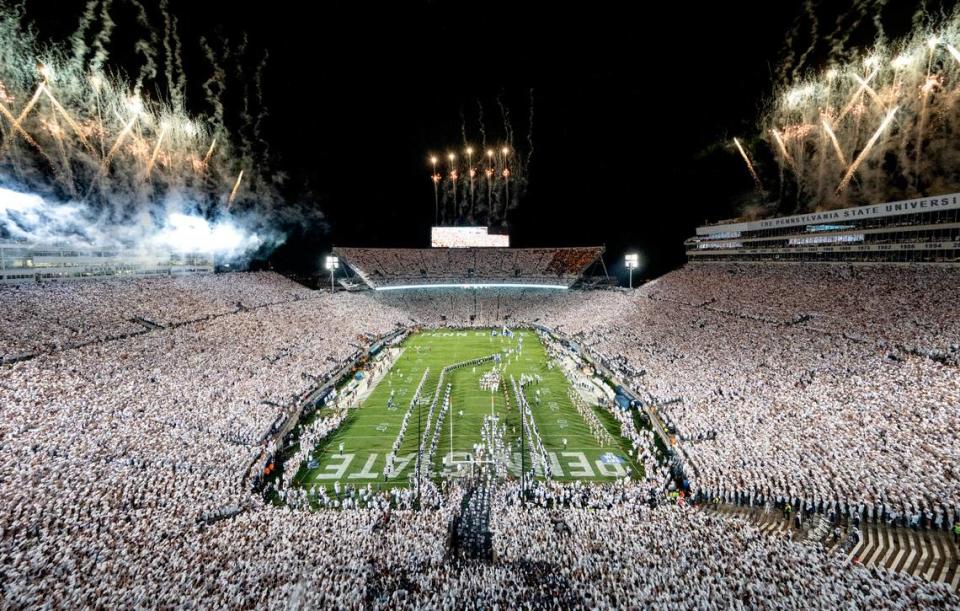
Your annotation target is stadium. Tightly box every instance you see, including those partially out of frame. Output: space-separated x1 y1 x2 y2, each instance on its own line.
1 1 960 609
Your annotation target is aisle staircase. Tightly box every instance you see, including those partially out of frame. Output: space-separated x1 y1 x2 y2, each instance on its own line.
703 504 959 591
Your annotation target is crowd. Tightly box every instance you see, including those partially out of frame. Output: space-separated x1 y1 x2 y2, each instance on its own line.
1 264 958 606
0 273 413 606
559 266 960 530
335 246 602 288
0 272 314 359
487 500 957 608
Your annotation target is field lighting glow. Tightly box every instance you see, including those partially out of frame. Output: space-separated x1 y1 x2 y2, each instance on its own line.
374 283 568 291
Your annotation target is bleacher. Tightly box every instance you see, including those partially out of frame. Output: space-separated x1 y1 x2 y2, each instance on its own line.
333 246 604 289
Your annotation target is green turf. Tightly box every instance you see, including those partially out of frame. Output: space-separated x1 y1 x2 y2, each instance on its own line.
294 329 641 491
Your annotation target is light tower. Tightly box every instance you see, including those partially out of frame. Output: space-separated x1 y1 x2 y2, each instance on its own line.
325 255 339 292
625 253 639 289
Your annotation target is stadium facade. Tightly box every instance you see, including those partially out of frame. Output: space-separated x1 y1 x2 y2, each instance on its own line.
686 193 960 263
0 240 213 283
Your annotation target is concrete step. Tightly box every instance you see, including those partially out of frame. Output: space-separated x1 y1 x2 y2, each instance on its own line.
703 504 959 591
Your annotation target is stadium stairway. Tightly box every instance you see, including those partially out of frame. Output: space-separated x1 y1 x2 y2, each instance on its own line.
702 503 960 591
843 523 960 589
705 503 795 538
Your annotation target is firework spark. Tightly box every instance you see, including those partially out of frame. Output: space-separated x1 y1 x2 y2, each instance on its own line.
146 124 168 176
837 69 879 122
41 85 93 150
202 136 217 165
837 106 899 193
228 169 244 204
0 83 45 154
733 137 764 191
821 119 846 164
102 113 140 170
770 129 796 169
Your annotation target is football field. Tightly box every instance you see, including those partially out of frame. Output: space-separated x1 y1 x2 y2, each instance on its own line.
294 328 640 491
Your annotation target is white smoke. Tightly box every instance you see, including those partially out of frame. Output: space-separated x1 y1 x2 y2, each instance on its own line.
0 185 274 260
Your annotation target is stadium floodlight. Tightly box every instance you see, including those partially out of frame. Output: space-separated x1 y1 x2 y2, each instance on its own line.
324 255 339 292
625 253 639 289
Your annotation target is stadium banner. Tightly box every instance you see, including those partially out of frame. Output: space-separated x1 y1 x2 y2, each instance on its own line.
697 193 960 235
687 241 960 255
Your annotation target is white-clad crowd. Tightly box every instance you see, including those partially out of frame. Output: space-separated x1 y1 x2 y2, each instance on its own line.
1 274 412 606
0 272 314 359
335 246 602 288
563 266 960 531
1 265 958 607
487 499 957 609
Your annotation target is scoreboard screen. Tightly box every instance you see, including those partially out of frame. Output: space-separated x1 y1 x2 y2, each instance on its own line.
431 226 509 248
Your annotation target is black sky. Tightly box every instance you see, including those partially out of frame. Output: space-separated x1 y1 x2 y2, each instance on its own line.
26 0 892 281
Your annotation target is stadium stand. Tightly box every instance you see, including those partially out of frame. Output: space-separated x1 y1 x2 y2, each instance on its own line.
0 272 314 361
333 246 603 288
0 266 958 606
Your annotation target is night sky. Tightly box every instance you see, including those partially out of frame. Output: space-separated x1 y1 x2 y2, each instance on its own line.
23 0 930 282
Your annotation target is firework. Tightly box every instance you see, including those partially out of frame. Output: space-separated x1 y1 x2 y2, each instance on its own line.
145 124 167 176
0 4 291 260
821 119 846 164
501 147 510 218
102 109 140 170
0 98 44 154
837 106 899 193
733 137 764 191
752 6 960 211
41 84 92 150
946 43 960 65
428 133 527 226
228 169 244 204
447 152 457 222
466 146 475 218
0 83 45 155
429 155 439 223
769 129 796 169
202 136 217 165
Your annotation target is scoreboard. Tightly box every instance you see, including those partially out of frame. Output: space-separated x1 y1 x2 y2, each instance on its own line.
431 226 509 248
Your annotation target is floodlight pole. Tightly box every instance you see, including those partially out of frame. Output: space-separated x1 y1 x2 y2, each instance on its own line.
324 255 339 293
625 254 638 289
